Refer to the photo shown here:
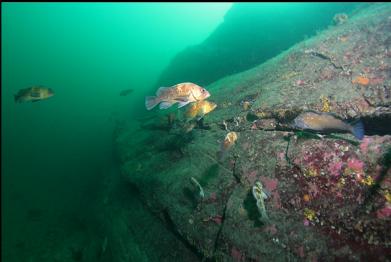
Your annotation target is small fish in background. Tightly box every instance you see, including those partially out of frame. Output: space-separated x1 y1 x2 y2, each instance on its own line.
145 82 210 110
217 131 238 161
185 100 217 121
14 86 54 103
119 89 134 96
333 13 348 25
292 111 364 140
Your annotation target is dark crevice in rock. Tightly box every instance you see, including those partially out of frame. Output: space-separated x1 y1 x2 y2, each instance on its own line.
212 197 228 257
119 178 202 261
212 182 239 259
307 50 345 70
160 209 205 261
231 155 241 183
360 114 391 136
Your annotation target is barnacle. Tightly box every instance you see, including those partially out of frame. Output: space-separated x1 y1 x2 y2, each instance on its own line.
304 167 319 177
361 176 374 186
337 177 346 188
384 190 391 203
320 95 330 112
304 208 317 221
333 13 348 25
242 101 251 110
255 111 269 118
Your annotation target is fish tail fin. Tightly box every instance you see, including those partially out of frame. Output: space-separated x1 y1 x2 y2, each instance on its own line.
145 96 160 110
351 120 365 140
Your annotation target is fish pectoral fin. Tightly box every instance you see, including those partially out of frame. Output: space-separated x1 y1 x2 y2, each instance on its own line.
159 101 174 109
177 101 190 108
196 114 205 121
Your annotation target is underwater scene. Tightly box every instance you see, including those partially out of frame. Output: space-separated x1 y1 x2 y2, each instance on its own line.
2 2 391 262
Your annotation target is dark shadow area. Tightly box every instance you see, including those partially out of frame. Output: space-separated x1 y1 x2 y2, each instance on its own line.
243 189 264 227
161 209 205 261
200 164 220 186
361 114 391 136
183 187 199 210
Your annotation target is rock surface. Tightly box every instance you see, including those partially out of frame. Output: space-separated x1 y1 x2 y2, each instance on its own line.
116 4 391 261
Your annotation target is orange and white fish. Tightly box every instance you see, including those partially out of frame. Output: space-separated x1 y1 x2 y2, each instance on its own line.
185 100 217 121
145 82 210 110
292 111 364 140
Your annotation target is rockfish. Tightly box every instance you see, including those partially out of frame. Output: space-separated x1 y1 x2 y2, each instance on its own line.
14 86 54 103
185 100 217 120
217 131 238 161
145 82 210 110
292 111 364 140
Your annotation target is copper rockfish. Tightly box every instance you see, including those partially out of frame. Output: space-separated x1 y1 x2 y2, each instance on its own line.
145 82 210 110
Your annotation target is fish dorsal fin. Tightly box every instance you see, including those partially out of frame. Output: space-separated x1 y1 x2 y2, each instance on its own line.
156 86 171 96
17 88 29 95
323 112 345 121
306 110 343 120
304 110 322 115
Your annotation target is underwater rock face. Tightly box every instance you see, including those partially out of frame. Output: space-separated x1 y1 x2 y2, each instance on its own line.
116 4 391 261
156 3 365 87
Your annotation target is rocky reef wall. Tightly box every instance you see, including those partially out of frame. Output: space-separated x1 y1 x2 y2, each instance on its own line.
116 4 391 261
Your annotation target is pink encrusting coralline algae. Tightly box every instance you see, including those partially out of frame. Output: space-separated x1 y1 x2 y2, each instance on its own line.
209 192 217 201
245 170 258 184
259 176 278 191
211 215 223 225
347 158 364 172
259 176 281 208
328 161 344 177
359 137 371 154
376 204 391 219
